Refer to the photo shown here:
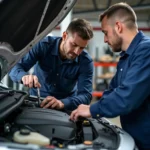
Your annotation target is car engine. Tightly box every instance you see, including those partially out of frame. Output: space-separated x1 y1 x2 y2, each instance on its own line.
0 87 136 150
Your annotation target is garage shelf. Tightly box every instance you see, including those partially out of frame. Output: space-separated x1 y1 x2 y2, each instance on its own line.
93 61 117 97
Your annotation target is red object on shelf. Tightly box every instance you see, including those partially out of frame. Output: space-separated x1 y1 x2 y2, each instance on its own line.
92 91 103 97
94 62 117 67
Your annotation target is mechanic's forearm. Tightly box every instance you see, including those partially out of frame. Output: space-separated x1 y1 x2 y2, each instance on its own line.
61 93 92 111
9 65 28 82
90 88 144 118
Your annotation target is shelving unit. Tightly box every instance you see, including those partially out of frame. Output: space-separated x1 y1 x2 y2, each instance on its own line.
92 61 117 98
94 62 117 67
92 91 103 97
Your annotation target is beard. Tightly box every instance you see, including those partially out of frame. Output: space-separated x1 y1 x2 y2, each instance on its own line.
62 42 75 60
111 29 122 52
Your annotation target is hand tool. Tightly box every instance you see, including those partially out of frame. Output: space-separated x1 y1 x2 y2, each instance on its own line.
37 88 41 106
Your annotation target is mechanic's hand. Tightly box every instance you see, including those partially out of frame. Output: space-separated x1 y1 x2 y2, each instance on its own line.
40 96 64 110
22 75 41 88
70 104 91 121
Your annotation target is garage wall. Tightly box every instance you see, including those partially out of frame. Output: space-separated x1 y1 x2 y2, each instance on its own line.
2 20 150 90
51 20 150 60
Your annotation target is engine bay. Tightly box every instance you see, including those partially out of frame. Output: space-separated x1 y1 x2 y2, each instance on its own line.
0 87 121 149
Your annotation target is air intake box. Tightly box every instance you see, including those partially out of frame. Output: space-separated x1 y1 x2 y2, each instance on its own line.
15 108 76 139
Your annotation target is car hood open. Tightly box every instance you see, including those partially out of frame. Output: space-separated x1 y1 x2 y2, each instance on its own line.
0 0 77 80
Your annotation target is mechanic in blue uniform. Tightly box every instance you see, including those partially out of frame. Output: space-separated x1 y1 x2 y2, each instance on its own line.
9 18 94 111
70 3 150 150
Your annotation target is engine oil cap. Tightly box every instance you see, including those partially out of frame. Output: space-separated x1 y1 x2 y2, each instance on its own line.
83 120 90 125
84 140 93 145
20 129 30 135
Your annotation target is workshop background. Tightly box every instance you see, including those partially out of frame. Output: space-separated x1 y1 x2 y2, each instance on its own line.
2 0 150 127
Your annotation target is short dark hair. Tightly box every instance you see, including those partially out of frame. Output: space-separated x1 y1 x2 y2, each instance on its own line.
66 18 93 40
99 2 137 29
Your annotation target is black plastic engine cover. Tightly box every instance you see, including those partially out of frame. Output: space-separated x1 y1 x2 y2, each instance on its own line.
15 107 76 139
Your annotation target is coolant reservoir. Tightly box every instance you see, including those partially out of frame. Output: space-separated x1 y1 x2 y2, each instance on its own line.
13 129 50 146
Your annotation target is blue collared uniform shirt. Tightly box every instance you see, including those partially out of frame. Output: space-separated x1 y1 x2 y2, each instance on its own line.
9 36 93 111
90 31 150 149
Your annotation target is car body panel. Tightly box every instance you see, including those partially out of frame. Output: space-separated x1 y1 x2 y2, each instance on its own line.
0 0 77 80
